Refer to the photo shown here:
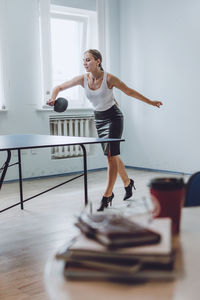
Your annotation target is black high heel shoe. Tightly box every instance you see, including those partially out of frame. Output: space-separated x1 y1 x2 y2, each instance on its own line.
97 193 114 212
123 179 136 200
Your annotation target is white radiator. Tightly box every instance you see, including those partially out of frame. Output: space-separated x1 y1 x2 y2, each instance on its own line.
49 116 94 159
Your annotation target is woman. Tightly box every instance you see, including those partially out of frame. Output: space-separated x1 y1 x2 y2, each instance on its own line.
48 49 163 211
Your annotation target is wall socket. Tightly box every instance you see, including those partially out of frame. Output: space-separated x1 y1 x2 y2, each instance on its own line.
31 149 37 155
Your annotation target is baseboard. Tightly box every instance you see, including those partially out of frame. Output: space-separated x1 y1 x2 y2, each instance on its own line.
2 167 107 184
125 165 191 176
3 165 191 184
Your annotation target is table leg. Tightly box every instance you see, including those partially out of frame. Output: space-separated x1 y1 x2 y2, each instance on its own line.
0 150 11 190
80 145 88 206
18 149 24 210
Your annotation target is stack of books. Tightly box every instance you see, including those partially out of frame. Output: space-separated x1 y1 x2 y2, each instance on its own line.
56 214 175 282
75 213 161 248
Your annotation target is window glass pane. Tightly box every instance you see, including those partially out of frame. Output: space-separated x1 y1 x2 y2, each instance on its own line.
51 17 84 101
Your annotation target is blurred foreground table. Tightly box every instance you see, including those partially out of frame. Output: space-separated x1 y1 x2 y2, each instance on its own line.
44 207 200 300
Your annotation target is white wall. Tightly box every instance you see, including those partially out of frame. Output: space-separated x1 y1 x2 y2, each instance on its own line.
0 0 106 181
120 0 200 174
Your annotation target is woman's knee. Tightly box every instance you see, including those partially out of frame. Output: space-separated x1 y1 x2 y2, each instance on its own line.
107 155 118 163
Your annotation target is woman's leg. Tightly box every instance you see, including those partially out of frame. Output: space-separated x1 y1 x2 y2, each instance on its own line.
104 154 118 197
104 155 131 197
116 156 131 187
97 153 117 211
99 154 135 210
116 156 136 200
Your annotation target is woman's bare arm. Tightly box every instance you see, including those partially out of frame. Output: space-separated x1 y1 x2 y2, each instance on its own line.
107 73 163 108
48 75 84 105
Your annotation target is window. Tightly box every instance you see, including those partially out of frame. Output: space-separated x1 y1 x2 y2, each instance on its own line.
39 2 98 109
50 13 86 106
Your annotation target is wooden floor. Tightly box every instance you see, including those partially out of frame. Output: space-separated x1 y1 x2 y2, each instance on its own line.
0 168 186 300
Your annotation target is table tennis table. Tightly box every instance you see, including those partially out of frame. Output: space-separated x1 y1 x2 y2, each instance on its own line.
0 134 124 213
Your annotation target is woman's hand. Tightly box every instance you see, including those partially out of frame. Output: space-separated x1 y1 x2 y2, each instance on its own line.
47 99 55 106
151 101 163 108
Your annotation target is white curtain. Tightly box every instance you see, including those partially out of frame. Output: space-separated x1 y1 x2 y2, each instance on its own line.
39 0 52 104
96 0 107 69
0 0 6 109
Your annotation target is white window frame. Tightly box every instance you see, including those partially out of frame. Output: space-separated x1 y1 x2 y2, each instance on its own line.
39 1 98 110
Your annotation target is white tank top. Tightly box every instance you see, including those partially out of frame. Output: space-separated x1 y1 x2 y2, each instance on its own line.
84 72 115 111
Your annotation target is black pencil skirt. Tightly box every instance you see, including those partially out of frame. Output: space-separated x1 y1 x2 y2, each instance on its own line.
94 105 124 156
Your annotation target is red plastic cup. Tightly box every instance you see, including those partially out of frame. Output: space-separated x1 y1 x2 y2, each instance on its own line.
149 178 185 234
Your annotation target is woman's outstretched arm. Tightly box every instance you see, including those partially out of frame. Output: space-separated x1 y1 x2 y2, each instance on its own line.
107 73 163 108
48 75 84 105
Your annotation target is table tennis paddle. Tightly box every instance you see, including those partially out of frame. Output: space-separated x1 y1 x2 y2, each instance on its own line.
47 97 68 113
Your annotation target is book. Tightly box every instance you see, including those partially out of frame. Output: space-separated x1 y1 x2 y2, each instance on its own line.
56 218 173 266
64 256 141 274
75 213 161 248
